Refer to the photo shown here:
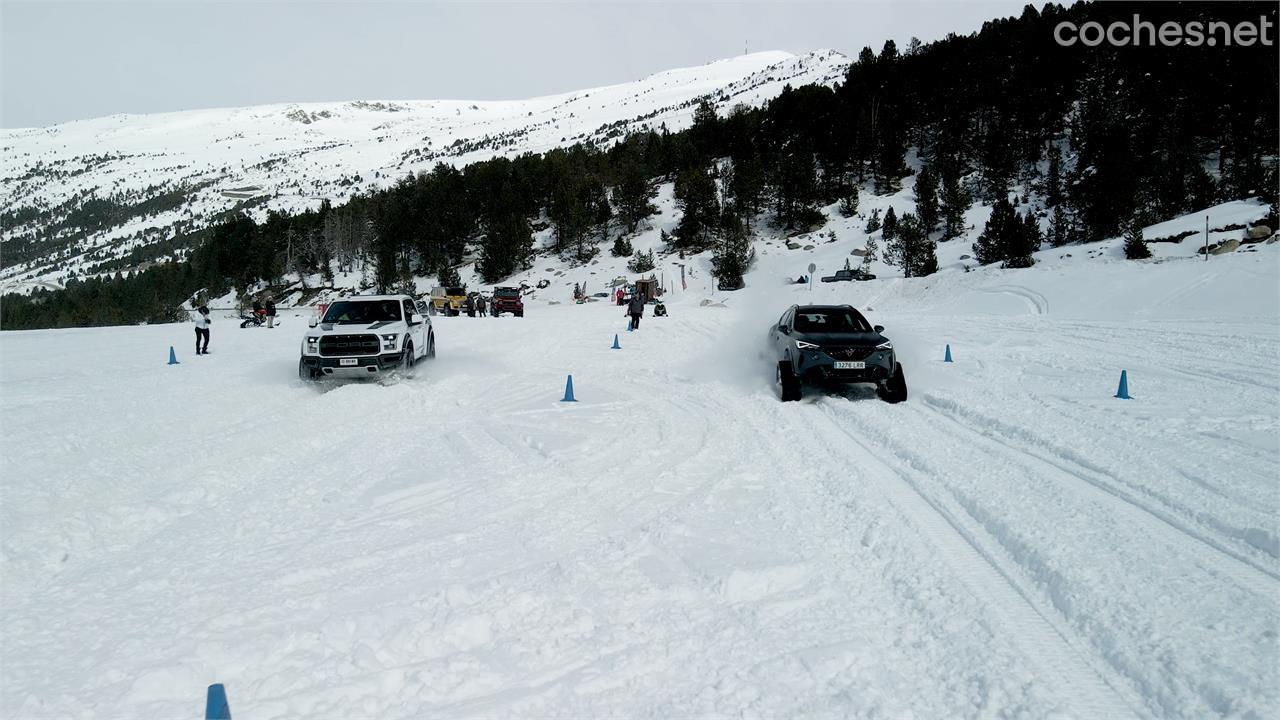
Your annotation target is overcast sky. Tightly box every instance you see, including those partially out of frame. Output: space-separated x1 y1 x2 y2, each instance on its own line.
2 0 1027 128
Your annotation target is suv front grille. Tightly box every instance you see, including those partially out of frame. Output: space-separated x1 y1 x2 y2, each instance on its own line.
319 334 380 356
826 346 877 361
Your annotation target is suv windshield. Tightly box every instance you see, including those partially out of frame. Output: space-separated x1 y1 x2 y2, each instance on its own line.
322 300 402 324
494 288 520 297
446 287 465 296
794 308 871 333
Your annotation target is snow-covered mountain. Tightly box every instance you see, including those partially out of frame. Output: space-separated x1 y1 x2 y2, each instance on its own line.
0 50 849 290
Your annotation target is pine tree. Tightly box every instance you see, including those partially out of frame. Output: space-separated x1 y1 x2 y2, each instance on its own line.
1123 219 1152 259
728 153 765 222
478 212 533 283
940 162 969 240
613 160 657 233
914 165 939 235
437 263 461 288
863 231 879 263
1005 211 1039 268
627 248 655 273
838 185 859 218
1045 144 1063 208
882 207 898 241
711 211 754 290
1050 204 1071 247
885 212 937 278
611 236 633 258
673 166 720 251
865 208 881 233
973 197 1016 266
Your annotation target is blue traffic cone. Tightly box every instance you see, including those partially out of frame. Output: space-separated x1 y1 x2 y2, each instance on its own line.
1114 370 1132 399
168 346 180 365
205 683 231 720
611 334 621 349
561 374 577 402
944 344 953 363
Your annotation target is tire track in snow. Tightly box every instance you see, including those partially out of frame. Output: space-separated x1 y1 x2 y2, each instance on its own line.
919 392 1280 576
978 284 1050 314
798 401 1144 719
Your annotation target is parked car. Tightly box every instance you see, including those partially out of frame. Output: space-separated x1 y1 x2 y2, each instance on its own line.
299 295 434 381
821 268 877 282
491 286 524 317
767 304 906 403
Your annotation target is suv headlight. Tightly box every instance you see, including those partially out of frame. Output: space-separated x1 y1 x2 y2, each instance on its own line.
381 333 399 350
876 340 893 350
795 340 820 350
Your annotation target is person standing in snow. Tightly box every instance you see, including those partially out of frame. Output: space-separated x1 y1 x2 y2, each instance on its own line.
465 293 476 317
477 294 487 317
193 306 211 354
627 292 645 329
265 296 277 328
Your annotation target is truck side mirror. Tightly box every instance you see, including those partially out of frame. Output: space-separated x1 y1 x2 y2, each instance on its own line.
308 317 318 328
874 325 884 333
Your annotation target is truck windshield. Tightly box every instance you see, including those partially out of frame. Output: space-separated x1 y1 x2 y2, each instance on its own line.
794 309 871 333
322 300 402 324
495 289 520 297
446 287 465 296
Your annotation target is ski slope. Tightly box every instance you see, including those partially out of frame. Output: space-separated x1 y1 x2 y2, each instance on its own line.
2 245 1277 718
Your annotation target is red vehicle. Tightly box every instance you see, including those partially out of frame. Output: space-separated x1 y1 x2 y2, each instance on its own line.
491 287 524 317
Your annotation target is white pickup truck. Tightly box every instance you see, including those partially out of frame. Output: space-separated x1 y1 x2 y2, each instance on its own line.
298 295 435 381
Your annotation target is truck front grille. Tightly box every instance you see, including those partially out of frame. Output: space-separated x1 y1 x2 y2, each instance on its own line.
319 334 380 356
826 346 877 361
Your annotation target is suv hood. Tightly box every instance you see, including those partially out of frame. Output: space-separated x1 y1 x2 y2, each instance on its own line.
318 321 402 332
795 331 886 346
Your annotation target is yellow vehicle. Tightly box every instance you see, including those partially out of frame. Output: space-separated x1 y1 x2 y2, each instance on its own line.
430 286 467 316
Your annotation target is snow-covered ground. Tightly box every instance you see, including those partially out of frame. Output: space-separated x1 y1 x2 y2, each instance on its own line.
3 236 1277 718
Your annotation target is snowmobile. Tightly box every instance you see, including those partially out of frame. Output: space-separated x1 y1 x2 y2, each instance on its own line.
239 310 267 328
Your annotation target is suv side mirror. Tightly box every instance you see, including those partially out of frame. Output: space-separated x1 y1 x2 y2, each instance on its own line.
410 313 424 325
778 325 791 335
873 324 884 333
308 317 318 328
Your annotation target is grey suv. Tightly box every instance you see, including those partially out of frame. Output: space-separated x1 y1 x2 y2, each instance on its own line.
768 304 906 403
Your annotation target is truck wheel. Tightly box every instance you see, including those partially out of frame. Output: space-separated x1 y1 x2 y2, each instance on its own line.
777 361 802 402
401 343 415 377
298 358 318 382
877 362 908 404
515 310 523 317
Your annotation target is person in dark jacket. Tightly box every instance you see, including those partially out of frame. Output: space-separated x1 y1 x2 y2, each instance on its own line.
465 293 476 317
265 297 277 328
627 293 645 329
477 294 488 317
194 306 212 354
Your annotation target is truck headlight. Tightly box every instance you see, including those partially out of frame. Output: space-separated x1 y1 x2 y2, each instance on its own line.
306 336 320 353
796 340 820 350
876 340 893 350
381 333 399 350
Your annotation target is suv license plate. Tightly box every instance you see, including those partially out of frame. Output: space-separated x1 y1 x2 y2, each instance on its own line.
339 358 358 366
834 361 865 370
